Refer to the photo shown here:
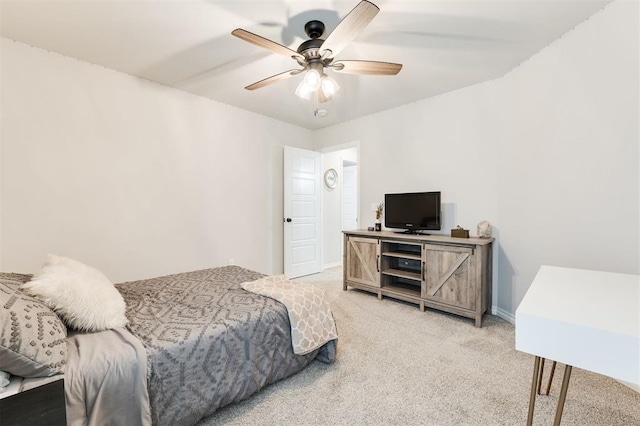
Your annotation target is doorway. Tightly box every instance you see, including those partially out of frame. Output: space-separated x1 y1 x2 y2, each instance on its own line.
341 160 358 231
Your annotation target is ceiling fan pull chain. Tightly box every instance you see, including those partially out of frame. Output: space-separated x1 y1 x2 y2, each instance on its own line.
313 93 319 116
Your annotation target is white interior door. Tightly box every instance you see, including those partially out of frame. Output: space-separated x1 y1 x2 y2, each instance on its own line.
284 146 321 278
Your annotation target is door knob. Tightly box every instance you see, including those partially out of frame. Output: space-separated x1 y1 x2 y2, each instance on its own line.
285 218 292 222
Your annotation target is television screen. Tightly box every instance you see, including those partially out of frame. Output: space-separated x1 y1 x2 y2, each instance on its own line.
384 192 441 233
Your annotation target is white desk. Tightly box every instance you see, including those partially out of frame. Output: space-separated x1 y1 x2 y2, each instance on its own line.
515 265 640 425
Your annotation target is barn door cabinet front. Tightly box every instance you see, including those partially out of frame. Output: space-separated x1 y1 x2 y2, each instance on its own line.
423 244 475 311
344 236 380 289
422 242 492 327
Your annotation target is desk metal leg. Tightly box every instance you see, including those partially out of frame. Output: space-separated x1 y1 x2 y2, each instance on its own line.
545 361 557 396
527 356 541 426
553 365 573 426
536 358 546 395
536 358 558 396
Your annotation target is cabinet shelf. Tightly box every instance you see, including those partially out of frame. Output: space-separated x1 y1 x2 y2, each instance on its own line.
382 268 421 281
381 251 422 260
384 282 421 297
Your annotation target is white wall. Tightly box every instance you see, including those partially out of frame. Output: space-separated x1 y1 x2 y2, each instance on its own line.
321 145 358 268
313 82 501 306
494 0 638 315
341 163 358 230
0 38 313 282
313 0 638 318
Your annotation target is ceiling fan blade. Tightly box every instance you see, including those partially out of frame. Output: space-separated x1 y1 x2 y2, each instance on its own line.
332 60 402 75
321 0 379 59
245 69 303 91
232 28 304 61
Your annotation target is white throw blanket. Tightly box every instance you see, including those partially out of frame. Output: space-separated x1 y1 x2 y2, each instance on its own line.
241 275 338 355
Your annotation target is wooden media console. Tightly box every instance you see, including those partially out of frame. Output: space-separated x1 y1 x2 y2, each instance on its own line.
343 230 494 327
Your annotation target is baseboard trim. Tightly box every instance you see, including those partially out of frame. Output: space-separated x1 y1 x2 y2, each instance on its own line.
322 261 342 270
492 306 515 324
616 379 640 393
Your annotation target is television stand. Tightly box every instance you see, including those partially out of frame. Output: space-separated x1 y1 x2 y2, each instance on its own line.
343 230 493 327
394 230 429 235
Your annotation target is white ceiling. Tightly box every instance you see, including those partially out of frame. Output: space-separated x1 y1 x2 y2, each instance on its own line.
0 0 610 130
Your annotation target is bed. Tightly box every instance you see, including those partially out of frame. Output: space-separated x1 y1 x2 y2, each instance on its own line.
0 264 337 426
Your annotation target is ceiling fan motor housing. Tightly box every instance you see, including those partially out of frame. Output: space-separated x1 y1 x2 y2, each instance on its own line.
297 39 324 57
298 20 327 58
304 20 325 39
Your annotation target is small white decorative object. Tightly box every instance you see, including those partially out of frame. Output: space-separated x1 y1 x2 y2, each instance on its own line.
477 221 492 238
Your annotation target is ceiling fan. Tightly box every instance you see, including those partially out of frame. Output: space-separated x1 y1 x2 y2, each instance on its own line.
231 0 402 104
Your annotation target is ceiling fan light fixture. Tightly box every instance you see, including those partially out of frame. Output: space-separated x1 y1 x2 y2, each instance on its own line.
320 75 340 98
295 66 326 100
303 68 322 90
295 79 315 100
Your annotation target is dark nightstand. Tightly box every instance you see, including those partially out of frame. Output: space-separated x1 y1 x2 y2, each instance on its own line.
0 376 66 426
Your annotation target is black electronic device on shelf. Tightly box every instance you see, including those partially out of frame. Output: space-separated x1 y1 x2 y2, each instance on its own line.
384 191 441 233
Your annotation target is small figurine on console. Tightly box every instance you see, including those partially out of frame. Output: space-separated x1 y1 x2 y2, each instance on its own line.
477 221 492 238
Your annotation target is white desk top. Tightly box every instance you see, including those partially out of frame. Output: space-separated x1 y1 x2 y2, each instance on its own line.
515 265 640 385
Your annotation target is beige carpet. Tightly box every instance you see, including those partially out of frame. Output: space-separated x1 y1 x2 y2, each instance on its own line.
200 267 640 425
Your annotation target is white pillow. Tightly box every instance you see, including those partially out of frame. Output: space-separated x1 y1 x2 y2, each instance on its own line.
22 255 128 332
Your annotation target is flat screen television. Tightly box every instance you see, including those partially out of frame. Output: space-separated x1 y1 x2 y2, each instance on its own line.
384 191 441 233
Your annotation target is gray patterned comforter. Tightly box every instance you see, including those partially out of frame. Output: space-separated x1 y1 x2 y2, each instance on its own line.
117 265 336 426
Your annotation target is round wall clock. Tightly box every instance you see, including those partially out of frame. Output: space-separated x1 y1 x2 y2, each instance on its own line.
324 168 338 188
